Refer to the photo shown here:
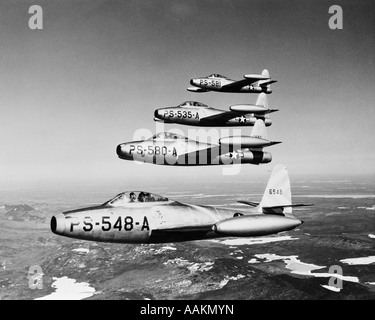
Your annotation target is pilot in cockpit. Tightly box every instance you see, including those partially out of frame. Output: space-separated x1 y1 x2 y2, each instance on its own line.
147 193 155 202
129 192 137 202
138 192 146 202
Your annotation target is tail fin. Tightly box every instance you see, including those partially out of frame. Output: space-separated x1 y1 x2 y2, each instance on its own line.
255 93 268 108
258 69 276 93
258 165 292 214
254 93 278 115
258 69 270 87
250 119 267 140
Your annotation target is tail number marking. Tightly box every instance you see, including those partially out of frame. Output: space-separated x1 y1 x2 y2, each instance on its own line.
269 188 283 195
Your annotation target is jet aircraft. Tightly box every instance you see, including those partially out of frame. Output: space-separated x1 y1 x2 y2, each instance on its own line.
187 69 276 93
116 119 280 166
154 93 277 127
51 165 308 243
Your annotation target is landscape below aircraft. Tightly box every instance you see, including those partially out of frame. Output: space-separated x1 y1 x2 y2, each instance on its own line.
154 93 277 127
116 119 280 166
187 69 276 93
51 165 309 243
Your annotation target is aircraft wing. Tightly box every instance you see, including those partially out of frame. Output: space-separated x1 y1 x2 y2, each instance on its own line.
222 74 269 91
176 146 222 164
150 225 213 242
200 111 246 125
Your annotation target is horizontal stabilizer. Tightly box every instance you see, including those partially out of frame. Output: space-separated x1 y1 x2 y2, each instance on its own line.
268 141 282 146
259 79 277 87
267 109 279 114
237 200 259 207
263 204 314 210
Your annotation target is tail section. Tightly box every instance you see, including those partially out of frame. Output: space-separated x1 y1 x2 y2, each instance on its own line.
258 69 276 93
219 118 280 149
262 69 269 77
258 70 270 87
250 119 267 140
255 93 268 108
258 165 292 214
238 164 312 214
258 165 313 215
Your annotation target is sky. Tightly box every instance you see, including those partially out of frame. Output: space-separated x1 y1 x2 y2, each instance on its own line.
0 0 374 187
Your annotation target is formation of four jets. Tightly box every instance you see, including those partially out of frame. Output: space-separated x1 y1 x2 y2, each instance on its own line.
51 70 309 244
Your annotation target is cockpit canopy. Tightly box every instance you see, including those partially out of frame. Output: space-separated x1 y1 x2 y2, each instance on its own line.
208 74 226 78
149 132 189 141
104 191 168 206
178 101 208 108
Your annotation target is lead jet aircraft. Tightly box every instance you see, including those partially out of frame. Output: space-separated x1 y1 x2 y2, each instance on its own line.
51 165 310 243
116 119 280 166
187 69 276 93
154 93 277 127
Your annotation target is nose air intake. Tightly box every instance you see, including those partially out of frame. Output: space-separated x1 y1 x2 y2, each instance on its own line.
116 144 123 157
50 216 57 233
116 143 133 160
50 213 65 235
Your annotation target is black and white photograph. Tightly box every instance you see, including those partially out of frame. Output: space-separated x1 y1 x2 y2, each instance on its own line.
0 0 374 305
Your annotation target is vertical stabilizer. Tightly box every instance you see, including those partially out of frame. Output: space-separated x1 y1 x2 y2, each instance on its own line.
258 69 270 87
258 69 275 93
258 165 292 214
250 119 267 140
255 93 268 108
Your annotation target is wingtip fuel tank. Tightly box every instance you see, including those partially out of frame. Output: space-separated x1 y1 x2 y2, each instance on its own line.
219 136 282 148
213 214 302 237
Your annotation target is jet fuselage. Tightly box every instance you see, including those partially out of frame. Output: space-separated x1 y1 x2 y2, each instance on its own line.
154 106 272 127
189 77 272 94
116 137 272 166
51 199 301 243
